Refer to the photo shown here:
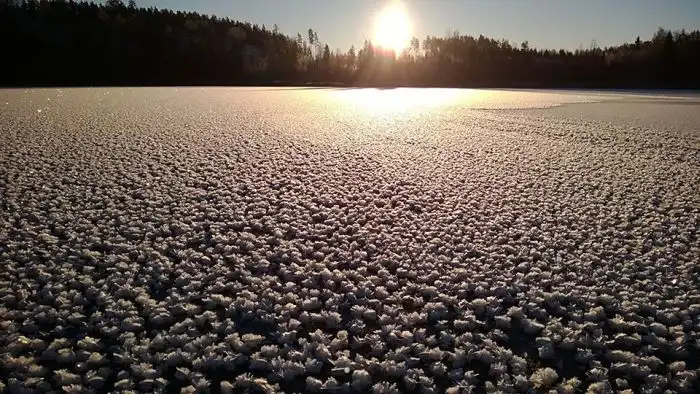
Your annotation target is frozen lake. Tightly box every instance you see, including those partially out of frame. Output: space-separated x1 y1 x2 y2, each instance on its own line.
1 88 699 392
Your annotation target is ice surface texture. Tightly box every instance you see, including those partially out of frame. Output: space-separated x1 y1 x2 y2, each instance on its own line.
0 88 699 393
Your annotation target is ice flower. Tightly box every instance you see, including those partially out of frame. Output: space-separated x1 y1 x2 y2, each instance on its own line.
530 367 559 389
586 367 608 382
220 380 234 394
447 383 475 394
489 362 508 378
586 381 611 393
521 318 545 335
669 360 686 373
428 361 447 376
584 306 606 322
611 333 641 347
86 372 106 389
352 369 372 389
113 378 134 390
76 336 100 351
87 352 107 367
558 377 582 394
304 358 323 374
372 381 400 394
330 330 349 351
322 377 339 390
606 350 637 363
306 376 323 392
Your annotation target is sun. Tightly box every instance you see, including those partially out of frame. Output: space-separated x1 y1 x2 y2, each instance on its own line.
373 1 412 54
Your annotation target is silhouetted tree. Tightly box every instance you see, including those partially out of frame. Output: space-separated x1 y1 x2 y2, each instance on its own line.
1 1 698 88
105 0 123 9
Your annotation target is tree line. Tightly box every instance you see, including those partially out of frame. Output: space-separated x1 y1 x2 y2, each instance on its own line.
2 0 699 88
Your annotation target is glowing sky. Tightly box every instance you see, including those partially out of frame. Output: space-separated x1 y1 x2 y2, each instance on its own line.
130 0 700 51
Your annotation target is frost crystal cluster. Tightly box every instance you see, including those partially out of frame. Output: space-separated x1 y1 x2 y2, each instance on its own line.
1 88 698 393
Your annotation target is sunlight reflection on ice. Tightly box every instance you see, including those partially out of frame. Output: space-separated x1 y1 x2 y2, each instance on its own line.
333 88 467 115
330 87 612 117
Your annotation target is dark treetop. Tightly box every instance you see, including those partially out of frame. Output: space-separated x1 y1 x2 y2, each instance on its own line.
2 0 699 88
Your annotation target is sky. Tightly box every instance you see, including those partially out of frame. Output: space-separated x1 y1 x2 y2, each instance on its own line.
131 0 700 51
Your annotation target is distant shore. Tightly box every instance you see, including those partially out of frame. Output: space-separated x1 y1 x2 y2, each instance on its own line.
3 81 699 90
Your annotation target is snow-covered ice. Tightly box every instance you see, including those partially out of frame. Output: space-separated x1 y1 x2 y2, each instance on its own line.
0 87 699 393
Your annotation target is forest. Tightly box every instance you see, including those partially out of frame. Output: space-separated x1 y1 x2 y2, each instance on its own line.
1 0 699 88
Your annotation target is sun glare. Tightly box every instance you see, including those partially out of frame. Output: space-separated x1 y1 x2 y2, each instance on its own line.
373 1 412 54
335 88 467 116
